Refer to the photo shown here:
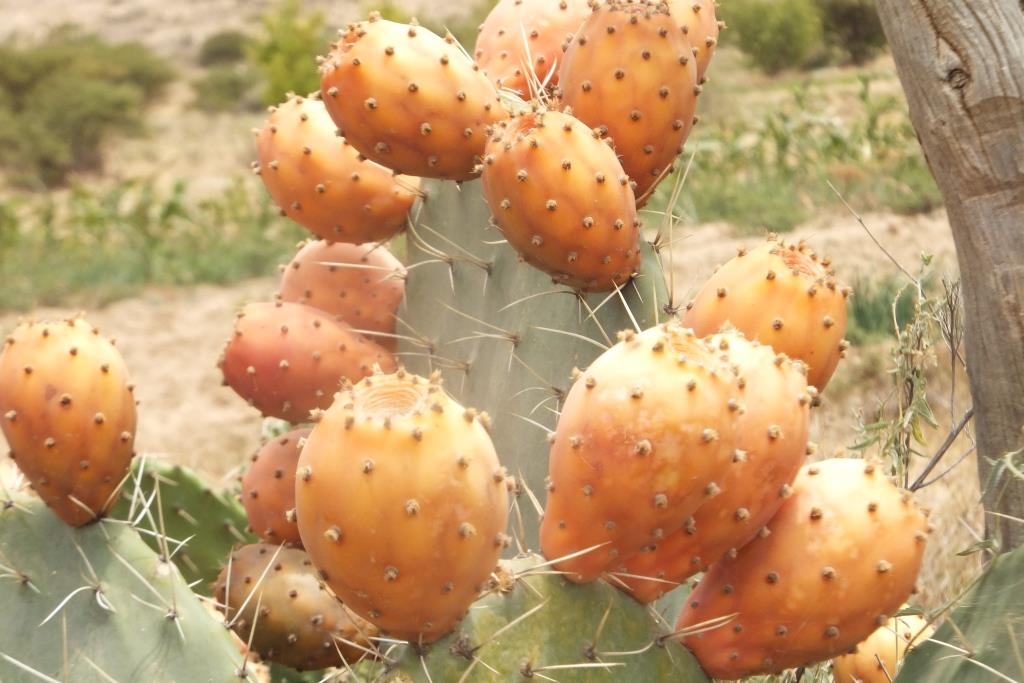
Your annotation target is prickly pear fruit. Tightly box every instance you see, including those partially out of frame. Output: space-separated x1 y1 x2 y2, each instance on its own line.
0 318 137 526
677 459 929 680
242 428 311 547
215 544 378 670
474 0 593 97
832 609 934 683
559 0 699 201
618 330 812 602
320 14 506 181
668 0 720 82
481 110 641 291
279 240 406 352
220 302 396 423
683 236 850 391
540 322 741 583
256 95 421 243
295 370 510 643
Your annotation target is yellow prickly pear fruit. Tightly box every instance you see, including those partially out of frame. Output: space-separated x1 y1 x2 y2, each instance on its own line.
320 14 507 181
832 610 934 682
618 330 812 602
474 0 594 97
215 544 379 670
481 110 641 292
242 428 311 547
667 0 721 82
677 459 930 680
278 240 406 352
256 95 420 243
540 322 742 583
295 370 510 643
559 0 700 201
219 302 396 424
683 235 850 391
0 319 137 527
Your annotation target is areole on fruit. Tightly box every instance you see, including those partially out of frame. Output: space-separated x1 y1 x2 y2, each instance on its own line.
295 369 510 643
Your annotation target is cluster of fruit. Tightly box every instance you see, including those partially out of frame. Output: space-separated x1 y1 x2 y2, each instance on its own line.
0 1 934 681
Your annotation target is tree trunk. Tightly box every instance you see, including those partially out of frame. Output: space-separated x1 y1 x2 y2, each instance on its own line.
873 1 1024 550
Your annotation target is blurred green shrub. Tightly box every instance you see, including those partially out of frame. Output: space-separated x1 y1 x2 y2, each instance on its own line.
0 179 304 311
193 65 262 112
247 0 327 105
0 27 173 187
846 276 920 344
819 0 887 64
721 0 824 74
198 30 250 66
650 76 941 233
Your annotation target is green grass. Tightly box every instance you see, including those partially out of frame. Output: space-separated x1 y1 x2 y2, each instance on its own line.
846 275 921 345
651 75 942 234
0 179 304 311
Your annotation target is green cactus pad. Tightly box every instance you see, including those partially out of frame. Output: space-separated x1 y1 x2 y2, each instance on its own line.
399 180 669 546
370 554 708 682
114 458 257 595
895 545 1024 682
0 494 247 682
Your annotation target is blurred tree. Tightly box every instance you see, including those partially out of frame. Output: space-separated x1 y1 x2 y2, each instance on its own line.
876 1 1024 549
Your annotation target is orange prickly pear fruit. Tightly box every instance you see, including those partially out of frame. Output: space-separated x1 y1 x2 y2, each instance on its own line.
256 95 421 243
215 544 379 670
676 459 930 680
320 14 507 181
219 302 395 424
295 369 510 643
559 0 700 201
278 240 406 352
617 330 812 602
539 322 742 584
683 235 850 391
0 318 137 527
481 110 641 292
667 0 721 82
474 0 594 97
242 428 311 547
832 609 934 683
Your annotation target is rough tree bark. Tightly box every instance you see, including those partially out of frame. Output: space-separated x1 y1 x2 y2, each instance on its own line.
873 1 1024 550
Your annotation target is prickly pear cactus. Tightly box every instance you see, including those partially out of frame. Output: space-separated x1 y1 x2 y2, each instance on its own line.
894 545 1024 683
113 458 256 595
373 554 709 682
399 180 667 544
0 494 246 682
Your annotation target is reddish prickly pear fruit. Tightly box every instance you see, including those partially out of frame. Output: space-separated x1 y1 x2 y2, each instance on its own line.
219 302 395 423
215 544 378 670
481 110 641 292
242 428 311 547
0 319 137 527
677 459 930 680
832 609 934 683
278 240 406 352
256 95 421 243
683 235 850 391
320 14 506 181
618 330 812 602
474 0 593 97
559 0 699 201
540 322 742 583
295 369 510 643
667 0 720 82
